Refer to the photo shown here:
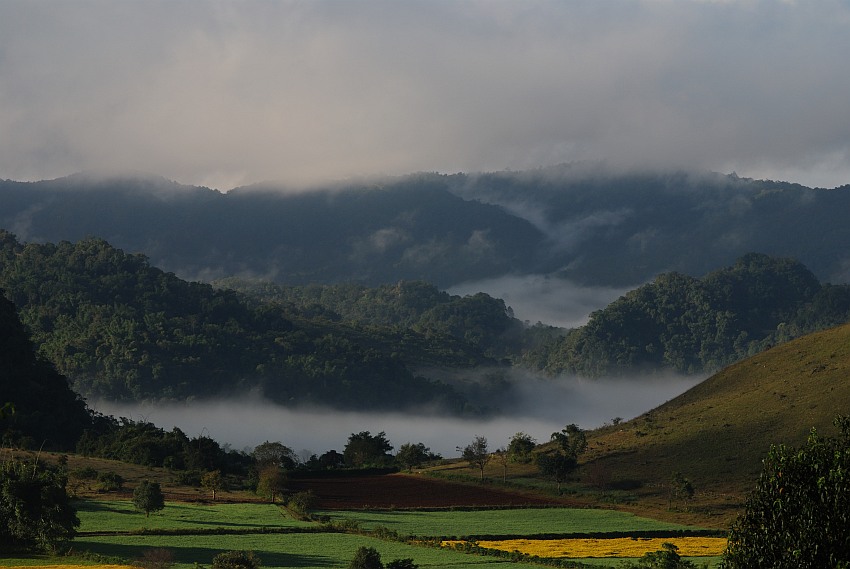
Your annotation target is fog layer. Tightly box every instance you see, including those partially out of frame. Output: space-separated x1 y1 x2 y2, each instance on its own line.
92 374 703 459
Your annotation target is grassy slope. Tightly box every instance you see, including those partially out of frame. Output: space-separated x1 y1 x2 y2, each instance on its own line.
575 322 850 527
425 323 850 529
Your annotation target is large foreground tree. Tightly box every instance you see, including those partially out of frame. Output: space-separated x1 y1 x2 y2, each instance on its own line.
723 416 850 568
0 459 79 552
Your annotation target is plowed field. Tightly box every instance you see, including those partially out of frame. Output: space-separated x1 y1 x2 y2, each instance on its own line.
288 473 573 509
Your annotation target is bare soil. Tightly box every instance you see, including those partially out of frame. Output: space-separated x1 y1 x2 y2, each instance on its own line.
287 472 578 509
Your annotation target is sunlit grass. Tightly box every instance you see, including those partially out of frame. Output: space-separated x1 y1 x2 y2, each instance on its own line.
319 507 694 536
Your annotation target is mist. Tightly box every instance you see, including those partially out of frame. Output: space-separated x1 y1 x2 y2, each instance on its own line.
90 373 703 460
448 274 630 328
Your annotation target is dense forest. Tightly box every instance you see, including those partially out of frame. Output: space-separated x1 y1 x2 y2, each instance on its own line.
0 231 494 413
3 167 850 288
526 253 850 376
3 228 850 414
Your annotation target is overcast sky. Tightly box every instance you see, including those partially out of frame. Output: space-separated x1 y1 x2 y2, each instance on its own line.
2 1 850 191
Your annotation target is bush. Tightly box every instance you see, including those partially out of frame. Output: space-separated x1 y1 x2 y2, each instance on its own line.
98 471 124 492
137 548 174 569
287 490 317 515
349 547 383 569
723 416 850 568
212 550 261 569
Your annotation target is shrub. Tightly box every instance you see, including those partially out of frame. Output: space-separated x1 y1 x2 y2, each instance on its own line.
137 547 174 569
98 471 124 492
349 547 383 569
212 550 261 569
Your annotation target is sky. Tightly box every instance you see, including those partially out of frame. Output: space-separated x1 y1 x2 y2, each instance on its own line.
2 1 850 191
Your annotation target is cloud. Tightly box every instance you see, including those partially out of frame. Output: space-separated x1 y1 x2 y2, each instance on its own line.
2 1 850 189
448 274 629 328
89 372 702 459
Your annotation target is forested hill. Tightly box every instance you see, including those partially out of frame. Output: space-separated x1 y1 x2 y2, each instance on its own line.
0 294 91 449
2 167 850 288
0 231 501 413
527 253 850 377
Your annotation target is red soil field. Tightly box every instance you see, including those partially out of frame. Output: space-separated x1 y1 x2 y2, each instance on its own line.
288 473 575 509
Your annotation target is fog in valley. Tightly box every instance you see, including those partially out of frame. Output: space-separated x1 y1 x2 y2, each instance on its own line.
92 373 703 460
448 274 631 329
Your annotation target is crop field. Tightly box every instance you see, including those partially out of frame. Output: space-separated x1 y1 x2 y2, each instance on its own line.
317 507 695 537
68 533 547 569
75 500 313 533
287 473 566 508
451 536 727 557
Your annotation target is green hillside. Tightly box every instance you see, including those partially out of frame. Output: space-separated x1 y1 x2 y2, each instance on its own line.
580 322 850 525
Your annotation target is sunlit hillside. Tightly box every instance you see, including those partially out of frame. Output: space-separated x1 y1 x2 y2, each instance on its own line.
580 322 850 525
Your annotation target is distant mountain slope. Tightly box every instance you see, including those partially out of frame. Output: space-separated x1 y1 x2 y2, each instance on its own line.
2 167 850 288
529 253 850 376
0 231 487 412
583 322 850 506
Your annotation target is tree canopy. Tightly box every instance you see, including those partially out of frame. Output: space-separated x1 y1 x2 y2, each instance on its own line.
723 416 850 568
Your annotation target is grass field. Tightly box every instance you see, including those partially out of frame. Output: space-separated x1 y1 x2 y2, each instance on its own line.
317 507 696 537
67 533 550 569
75 500 313 533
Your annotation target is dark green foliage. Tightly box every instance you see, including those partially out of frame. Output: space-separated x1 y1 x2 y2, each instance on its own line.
348 546 384 569
344 431 394 468
97 471 124 492
75 418 251 474
0 459 79 552
212 550 261 569
507 432 537 464
286 490 317 515
619 542 697 568
395 442 439 471
133 480 165 517
0 231 472 413
0 293 91 450
458 435 490 480
531 253 850 376
252 441 298 470
537 424 587 493
722 416 850 568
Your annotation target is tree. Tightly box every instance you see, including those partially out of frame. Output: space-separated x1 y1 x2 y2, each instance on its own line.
201 470 224 501
537 424 587 493
349 546 383 569
507 432 537 464
256 465 286 503
395 442 438 471
536 451 577 493
252 441 297 470
0 459 79 552
620 542 697 568
132 480 165 517
458 435 490 481
493 448 510 482
668 471 694 511
723 416 850 568
343 431 393 468
212 550 261 569
551 424 587 458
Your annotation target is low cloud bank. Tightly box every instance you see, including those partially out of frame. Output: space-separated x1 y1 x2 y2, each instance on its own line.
448 273 630 329
91 373 702 460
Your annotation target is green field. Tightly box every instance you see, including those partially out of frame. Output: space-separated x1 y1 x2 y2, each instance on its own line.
75 500 313 533
69 533 547 569
317 507 696 537
1 499 723 569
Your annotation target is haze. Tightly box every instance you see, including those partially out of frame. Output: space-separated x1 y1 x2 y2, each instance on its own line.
91 374 703 459
2 1 850 190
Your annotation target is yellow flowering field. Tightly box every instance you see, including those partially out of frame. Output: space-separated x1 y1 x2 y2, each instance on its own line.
445 536 727 558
